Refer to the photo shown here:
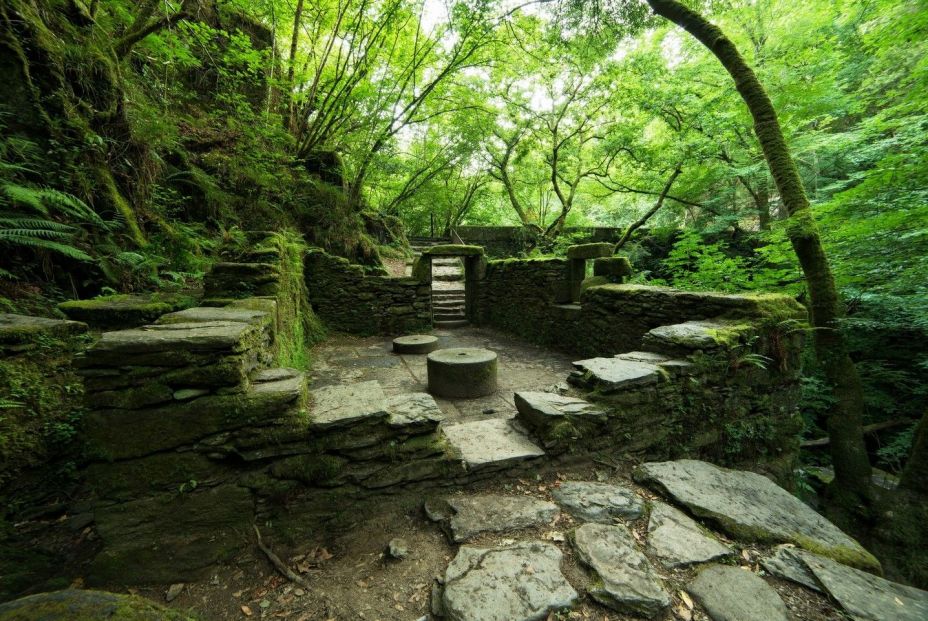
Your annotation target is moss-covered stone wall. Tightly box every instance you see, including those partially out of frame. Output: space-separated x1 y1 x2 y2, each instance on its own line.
305 248 430 336
475 257 808 478
476 257 805 358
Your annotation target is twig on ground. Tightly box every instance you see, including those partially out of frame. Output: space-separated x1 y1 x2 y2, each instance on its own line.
252 524 312 589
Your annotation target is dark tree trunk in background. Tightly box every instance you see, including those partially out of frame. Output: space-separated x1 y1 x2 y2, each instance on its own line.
647 0 873 509
899 414 927 493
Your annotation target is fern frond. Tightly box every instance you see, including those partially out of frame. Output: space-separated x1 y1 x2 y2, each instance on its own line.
0 215 78 232
0 183 50 215
0 235 93 261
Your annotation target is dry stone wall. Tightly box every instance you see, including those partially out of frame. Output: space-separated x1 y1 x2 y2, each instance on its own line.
305 248 431 335
72 234 459 585
476 256 807 478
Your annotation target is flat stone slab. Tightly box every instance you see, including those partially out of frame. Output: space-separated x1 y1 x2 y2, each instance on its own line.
393 334 439 354
90 321 260 354
441 541 577 621
442 418 544 471
157 306 269 325
688 564 790 621
760 545 822 592
566 242 614 259
570 357 661 392
643 319 753 354
514 392 607 428
385 392 444 430
573 522 670 617
309 380 388 430
614 351 671 363
647 502 732 568
799 550 928 621
250 370 305 402
0 313 87 347
252 368 300 383
634 460 880 572
552 481 644 523
57 293 194 328
426 494 559 542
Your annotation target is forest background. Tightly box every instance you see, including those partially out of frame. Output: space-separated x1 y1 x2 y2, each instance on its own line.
1 0 926 584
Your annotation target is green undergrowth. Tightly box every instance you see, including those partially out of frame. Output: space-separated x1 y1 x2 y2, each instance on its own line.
0 333 91 493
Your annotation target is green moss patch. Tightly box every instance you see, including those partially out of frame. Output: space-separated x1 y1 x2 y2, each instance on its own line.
58 293 196 329
423 244 485 256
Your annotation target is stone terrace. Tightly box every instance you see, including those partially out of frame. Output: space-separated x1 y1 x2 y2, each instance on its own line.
309 326 575 423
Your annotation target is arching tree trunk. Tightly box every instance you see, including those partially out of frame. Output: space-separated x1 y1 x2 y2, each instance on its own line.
646 0 873 507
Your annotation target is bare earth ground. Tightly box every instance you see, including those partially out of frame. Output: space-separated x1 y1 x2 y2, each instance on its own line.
17 328 846 620
125 463 846 621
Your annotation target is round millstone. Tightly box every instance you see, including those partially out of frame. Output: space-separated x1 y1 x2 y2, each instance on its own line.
427 348 497 398
393 334 440 354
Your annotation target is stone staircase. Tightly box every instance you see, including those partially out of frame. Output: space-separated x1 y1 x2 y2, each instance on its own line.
408 236 468 328
431 256 467 328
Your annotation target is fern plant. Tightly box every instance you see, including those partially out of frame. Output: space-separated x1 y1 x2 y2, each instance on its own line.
0 177 110 263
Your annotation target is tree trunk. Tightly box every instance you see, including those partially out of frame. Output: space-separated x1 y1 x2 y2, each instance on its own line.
614 166 681 252
286 0 305 131
899 414 928 493
647 0 873 506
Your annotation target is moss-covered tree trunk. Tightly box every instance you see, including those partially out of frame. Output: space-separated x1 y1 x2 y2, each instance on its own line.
646 0 873 506
899 414 927 493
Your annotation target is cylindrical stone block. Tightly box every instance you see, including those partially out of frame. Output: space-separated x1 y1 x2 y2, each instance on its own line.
393 334 440 354
427 348 498 398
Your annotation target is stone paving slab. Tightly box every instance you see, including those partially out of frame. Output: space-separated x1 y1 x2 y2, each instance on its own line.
688 564 790 621
440 541 578 621
634 459 880 572
570 357 662 392
385 392 444 430
309 380 388 430
426 494 559 542
799 551 928 621
573 522 671 617
552 481 644 523
647 501 732 568
442 418 544 471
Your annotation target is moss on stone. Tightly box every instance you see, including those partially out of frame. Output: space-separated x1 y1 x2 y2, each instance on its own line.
423 244 484 256
58 293 195 328
0 589 196 621
566 243 614 259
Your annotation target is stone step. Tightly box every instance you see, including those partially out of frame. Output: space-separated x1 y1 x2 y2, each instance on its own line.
440 418 544 472
434 319 469 328
568 356 663 393
432 304 465 312
433 273 464 282
513 391 607 451
641 319 754 357
432 291 465 299
433 312 466 321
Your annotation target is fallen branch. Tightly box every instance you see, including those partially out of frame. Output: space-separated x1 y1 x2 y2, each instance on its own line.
253 524 312 589
801 418 915 448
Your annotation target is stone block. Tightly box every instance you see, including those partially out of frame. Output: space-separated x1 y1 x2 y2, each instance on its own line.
592 256 632 278
566 242 614 259
58 293 195 329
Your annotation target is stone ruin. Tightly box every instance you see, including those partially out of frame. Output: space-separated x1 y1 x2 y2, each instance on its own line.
3 234 809 587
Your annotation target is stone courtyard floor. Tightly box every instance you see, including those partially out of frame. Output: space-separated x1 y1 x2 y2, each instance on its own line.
309 326 576 423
